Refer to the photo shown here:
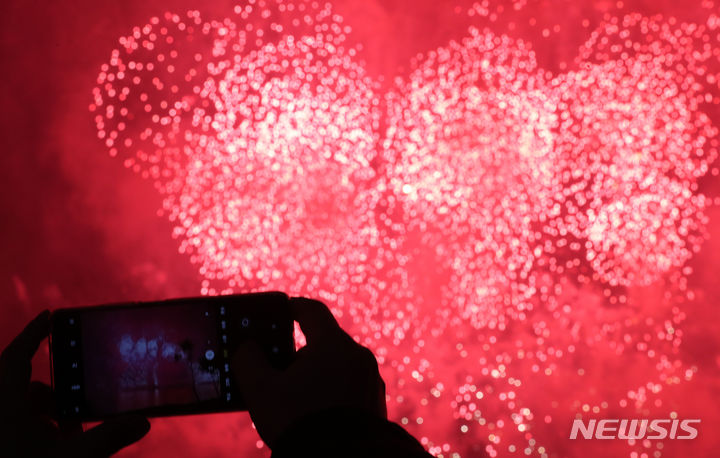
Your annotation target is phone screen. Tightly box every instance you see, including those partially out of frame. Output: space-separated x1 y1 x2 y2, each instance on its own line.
50 292 293 421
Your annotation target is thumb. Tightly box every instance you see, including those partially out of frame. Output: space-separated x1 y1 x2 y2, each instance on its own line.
232 341 277 405
0 310 50 407
57 415 150 458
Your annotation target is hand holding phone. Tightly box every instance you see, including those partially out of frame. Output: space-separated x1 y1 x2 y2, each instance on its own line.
0 311 150 458
50 292 295 421
2 297 430 458
233 297 387 449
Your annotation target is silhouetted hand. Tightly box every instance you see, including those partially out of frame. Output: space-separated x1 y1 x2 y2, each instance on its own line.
233 297 387 448
0 311 150 457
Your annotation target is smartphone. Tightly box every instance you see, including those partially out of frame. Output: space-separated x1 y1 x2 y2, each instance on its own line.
49 291 294 421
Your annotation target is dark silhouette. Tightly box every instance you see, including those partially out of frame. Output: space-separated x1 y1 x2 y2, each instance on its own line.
1 299 432 457
0 311 151 457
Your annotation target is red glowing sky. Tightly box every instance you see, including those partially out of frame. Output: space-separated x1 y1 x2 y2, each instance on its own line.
1 1 720 457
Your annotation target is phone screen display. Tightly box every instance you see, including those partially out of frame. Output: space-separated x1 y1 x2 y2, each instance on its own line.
50 292 293 420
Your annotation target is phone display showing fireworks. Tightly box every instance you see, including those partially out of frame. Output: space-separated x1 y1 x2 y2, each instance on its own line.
79 302 224 415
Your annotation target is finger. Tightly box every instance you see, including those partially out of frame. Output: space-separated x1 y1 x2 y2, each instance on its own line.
28 414 61 444
58 415 150 458
2 310 50 362
28 381 55 418
288 297 341 345
58 418 84 437
232 341 277 404
0 310 50 404
377 377 388 419
27 382 81 435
